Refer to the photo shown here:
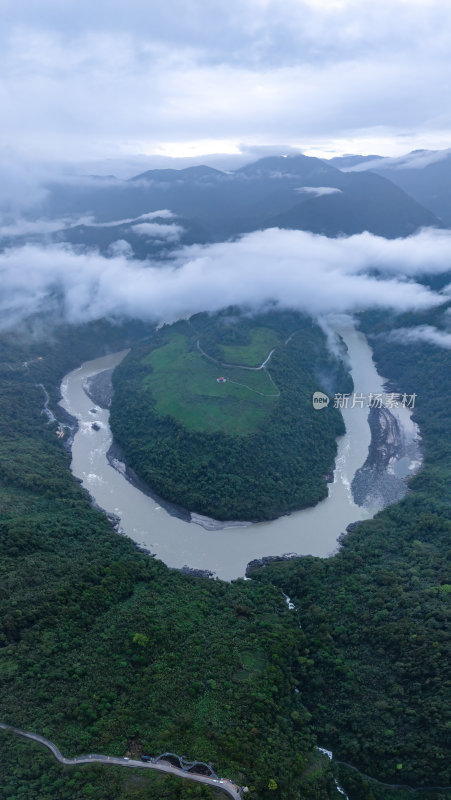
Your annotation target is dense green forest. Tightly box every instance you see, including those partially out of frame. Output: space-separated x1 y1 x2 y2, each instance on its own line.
0 321 339 800
1 308 450 800
251 307 451 799
110 310 349 520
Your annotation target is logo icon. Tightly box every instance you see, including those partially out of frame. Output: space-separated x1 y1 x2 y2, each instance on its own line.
312 391 330 409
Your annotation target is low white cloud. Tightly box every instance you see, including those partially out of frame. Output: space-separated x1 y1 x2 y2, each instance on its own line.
0 228 449 332
84 210 175 228
386 325 451 350
0 215 93 238
344 148 451 173
107 240 134 258
290 227 451 277
131 222 184 241
295 186 343 197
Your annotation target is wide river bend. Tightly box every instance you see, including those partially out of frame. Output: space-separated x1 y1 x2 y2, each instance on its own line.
59 324 420 581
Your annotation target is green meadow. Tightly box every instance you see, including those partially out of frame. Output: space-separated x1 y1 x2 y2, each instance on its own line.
219 326 281 365
142 330 278 435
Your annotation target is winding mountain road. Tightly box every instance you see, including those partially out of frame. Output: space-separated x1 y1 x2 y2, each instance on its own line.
0 724 244 798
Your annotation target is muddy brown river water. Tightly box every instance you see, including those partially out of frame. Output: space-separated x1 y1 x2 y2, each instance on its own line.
59 323 421 581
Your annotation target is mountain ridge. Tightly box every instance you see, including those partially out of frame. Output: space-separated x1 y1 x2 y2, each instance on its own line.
33 152 443 255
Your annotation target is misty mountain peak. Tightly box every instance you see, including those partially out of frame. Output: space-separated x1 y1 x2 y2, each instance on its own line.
236 153 340 181
129 165 225 183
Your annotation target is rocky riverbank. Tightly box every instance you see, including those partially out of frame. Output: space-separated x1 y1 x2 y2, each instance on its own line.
190 512 252 531
83 368 115 409
245 553 299 577
351 405 421 509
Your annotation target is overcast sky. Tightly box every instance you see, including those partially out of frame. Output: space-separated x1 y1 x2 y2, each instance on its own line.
1 0 451 170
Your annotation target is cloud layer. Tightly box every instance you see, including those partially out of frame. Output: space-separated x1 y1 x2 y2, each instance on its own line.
1 228 450 332
2 1 451 164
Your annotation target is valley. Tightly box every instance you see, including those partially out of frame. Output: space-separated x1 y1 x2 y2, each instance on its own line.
0 148 450 800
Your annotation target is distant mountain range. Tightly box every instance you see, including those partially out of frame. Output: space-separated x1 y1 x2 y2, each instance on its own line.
3 151 446 257
329 148 451 226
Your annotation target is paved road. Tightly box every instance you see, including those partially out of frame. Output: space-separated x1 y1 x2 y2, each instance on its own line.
0 724 243 799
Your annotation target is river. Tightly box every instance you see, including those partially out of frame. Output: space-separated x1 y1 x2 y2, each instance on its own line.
59 323 421 581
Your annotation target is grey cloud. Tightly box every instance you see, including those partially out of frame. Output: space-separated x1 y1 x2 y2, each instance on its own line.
2 1 450 68
0 228 449 332
2 2 451 162
4 49 450 161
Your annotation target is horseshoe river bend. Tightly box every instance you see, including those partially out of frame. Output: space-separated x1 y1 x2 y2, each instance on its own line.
59 322 421 581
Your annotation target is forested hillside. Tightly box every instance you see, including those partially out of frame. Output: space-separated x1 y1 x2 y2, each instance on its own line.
0 323 339 800
110 310 349 521
1 310 449 800
251 308 451 799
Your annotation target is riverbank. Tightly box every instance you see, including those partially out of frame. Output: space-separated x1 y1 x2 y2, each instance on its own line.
84 365 193 522
352 405 422 509
83 368 115 408
106 439 192 524
109 437 254 532
246 553 300 577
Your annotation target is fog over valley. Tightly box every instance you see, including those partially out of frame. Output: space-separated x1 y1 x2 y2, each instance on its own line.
1 227 450 333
